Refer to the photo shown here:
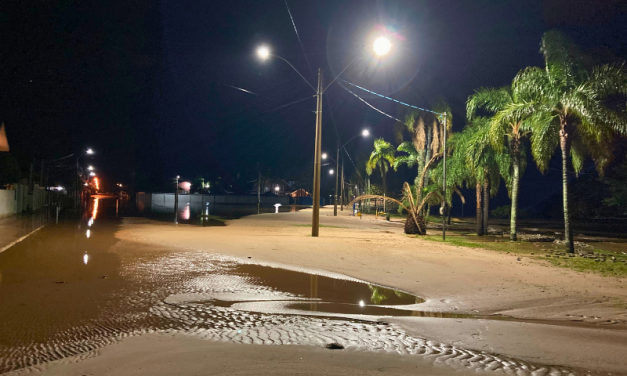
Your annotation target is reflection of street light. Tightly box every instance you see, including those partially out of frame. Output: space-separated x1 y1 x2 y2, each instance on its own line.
373 37 391 56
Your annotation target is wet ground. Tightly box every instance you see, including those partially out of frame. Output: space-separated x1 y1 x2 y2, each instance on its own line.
0 198 608 375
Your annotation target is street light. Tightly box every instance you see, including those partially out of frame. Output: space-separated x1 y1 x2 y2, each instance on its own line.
329 169 334 175
257 36 389 237
86 148 94 155
257 46 270 60
362 129 370 137
322 153 327 160
88 166 94 171
373 37 391 56
89 172 96 177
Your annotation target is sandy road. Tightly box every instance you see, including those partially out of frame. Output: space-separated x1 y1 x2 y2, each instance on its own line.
102 207 627 374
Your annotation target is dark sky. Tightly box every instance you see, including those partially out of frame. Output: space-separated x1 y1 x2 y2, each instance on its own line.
2 0 626 207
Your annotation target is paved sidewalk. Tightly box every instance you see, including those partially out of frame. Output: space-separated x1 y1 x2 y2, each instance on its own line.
0 211 50 253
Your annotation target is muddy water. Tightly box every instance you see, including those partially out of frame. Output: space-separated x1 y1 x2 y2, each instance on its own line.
0 198 586 375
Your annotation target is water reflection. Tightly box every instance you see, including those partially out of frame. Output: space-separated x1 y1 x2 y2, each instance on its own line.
92 198 99 220
83 253 89 265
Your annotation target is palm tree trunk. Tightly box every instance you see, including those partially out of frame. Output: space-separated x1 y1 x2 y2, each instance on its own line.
447 203 452 225
483 177 489 235
560 122 574 253
382 166 387 213
510 152 520 241
476 181 483 236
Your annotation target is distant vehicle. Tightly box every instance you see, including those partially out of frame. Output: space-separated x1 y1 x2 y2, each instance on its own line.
119 191 130 199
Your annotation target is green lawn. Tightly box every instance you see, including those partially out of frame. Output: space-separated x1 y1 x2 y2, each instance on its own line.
420 234 627 277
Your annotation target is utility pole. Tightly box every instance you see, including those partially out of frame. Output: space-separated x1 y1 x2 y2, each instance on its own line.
340 159 345 211
311 69 323 237
174 175 180 224
257 171 261 215
442 112 447 241
334 140 339 216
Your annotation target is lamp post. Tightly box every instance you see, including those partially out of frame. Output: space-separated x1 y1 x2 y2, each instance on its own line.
257 37 389 236
174 175 180 225
323 129 369 216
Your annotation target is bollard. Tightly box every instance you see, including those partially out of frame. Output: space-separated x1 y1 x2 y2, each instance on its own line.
56 206 59 224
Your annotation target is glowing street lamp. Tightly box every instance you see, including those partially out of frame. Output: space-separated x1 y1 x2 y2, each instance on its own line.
88 166 94 171
362 129 370 137
89 172 96 177
86 148 94 155
257 46 270 60
257 32 392 237
373 37 391 56
329 169 334 175
322 153 328 160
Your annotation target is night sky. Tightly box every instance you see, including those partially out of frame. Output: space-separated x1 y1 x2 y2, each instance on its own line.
2 0 626 211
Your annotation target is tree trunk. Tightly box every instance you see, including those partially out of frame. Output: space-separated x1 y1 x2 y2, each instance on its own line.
447 203 452 225
510 151 520 241
476 181 483 236
382 166 387 213
483 176 489 235
560 121 574 253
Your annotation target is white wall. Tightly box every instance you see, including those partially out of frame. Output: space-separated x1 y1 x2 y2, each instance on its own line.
0 189 15 217
0 184 47 217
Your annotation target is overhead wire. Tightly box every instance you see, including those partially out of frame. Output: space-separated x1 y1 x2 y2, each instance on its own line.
284 0 315 80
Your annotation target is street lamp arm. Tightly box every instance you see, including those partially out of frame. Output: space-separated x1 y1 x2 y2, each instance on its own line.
272 54 317 93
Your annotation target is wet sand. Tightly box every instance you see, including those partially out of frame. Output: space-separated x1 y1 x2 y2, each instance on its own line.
109 208 627 374
2 202 626 375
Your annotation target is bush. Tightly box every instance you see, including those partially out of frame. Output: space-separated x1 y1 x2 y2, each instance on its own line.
491 205 511 219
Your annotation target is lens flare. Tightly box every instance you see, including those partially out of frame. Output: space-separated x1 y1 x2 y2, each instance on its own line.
373 37 391 56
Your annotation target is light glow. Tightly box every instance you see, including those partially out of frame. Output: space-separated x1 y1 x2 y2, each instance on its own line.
362 129 370 137
94 178 100 191
92 198 99 219
359 300 365 307
257 46 270 59
86 229 91 239
329 169 334 175
83 253 89 265
88 166 94 171
322 153 327 159
89 172 96 177
86 148 94 155
373 37 391 56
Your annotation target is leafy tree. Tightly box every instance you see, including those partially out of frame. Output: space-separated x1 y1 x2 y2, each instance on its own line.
366 138 395 208
510 31 627 252
467 83 537 240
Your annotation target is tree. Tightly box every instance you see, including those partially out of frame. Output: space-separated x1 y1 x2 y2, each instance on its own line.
366 138 395 210
467 84 536 240
510 31 627 252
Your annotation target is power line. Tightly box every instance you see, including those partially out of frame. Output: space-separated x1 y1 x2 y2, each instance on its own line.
338 78 445 117
284 0 315 81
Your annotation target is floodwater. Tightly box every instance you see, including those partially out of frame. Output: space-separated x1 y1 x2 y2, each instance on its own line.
0 198 585 375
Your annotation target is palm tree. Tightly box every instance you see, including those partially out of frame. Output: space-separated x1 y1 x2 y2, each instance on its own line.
506 31 627 252
467 84 536 240
366 138 396 211
464 117 512 236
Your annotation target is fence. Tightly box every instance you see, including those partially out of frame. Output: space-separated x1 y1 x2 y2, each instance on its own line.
0 184 47 218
